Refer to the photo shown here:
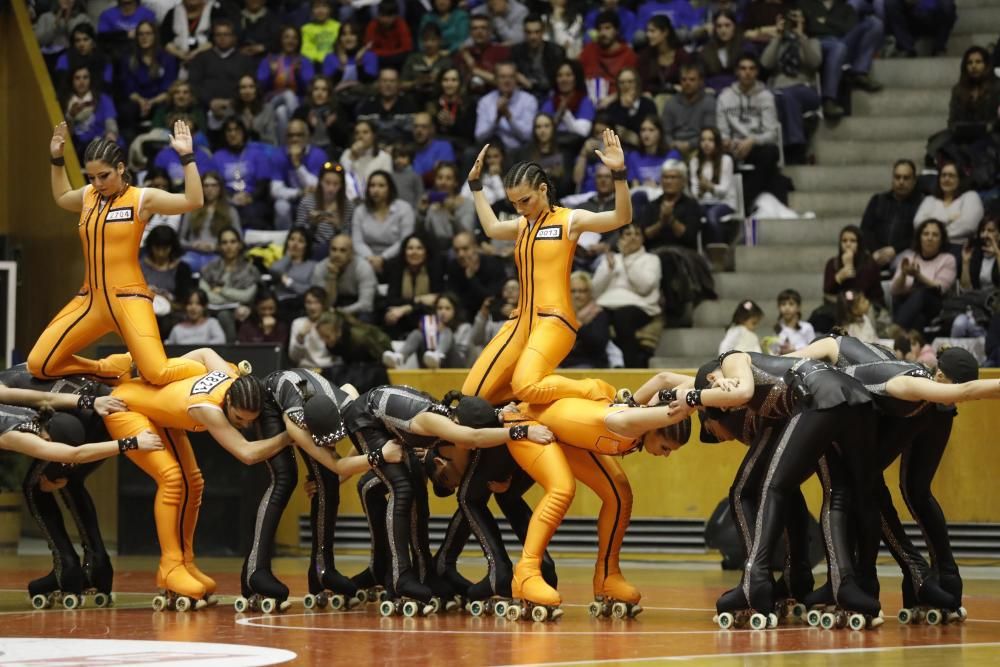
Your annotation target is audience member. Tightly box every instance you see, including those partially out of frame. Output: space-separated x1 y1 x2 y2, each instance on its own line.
187 18 255 122
583 1 638 48
891 219 957 330
256 26 315 140
771 288 815 353
365 0 413 70
120 20 178 140
699 10 749 93
34 0 93 67
300 0 341 65
836 289 878 342
626 115 675 190
390 143 425 205
946 47 999 139
411 111 456 180
213 117 273 228
238 289 289 343
380 234 444 339
339 120 393 194
141 225 194 328
56 24 113 91
382 292 472 368
689 127 737 244
540 60 595 152
562 271 611 369
514 113 574 196
152 80 206 132
311 234 378 318
603 68 657 150
199 226 261 341
165 288 226 344
634 0 709 45
401 23 453 106
418 0 470 53
62 65 119 155
719 299 763 353
161 0 221 65
542 0 584 59
884 0 956 58
237 0 280 63
457 14 511 94
861 159 924 270
444 231 507 317
913 161 985 249
270 228 317 307
638 159 704 251
356 68 418 145
462 143 509 209
417 162 475 253
314 310 391 391
823 224 885 313
512 14 566 99
429 67 476 146
178 170 241 271
322 21 379 109
351 169 416 273
141 167 183 241
581 10 638 103
953 217 1000 337
472 0 530 47
661 63 716 156
288 285 335 369
292 75 345 150
270 120 327 229
232 75 277 145
97 0 156 50
574 164 619 270
296 162 355 255
474 61 538 151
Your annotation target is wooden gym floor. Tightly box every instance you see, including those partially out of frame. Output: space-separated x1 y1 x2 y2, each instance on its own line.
2 554 1000 666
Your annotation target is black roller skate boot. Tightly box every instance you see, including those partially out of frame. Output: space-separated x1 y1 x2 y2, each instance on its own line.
29 559 85 610
235 560 291 614
379 571 436 617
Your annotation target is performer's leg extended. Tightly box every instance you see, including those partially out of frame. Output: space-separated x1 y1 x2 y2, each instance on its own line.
461 318 525 405
27 291 114 380
111 289 207 384
510 317 615 404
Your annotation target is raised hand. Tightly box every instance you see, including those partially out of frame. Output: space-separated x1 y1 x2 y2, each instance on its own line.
51 122 68 158
169 119 194 155
468 144 490 182
594 127 625 171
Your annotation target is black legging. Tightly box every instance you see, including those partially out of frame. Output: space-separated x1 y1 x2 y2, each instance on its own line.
305 452 355 596
892 286 944 331
357 470 390 588
607 306 653 369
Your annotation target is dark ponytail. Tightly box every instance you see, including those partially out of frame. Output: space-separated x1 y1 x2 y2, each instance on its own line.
503 161 557 211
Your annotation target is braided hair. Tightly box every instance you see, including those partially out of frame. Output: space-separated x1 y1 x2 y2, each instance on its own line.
225 374 264 413
502 161 557 212
83 138 130 184
440 390 501 427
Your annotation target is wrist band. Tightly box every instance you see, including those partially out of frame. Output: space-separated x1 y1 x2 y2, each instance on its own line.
658 388 677 404
118 437 139 454
76 394 96 411
685 389 703 408
509 424 528 441
612 169 627 181
50 156 65 166
468 178 483 192
179 153 196 166
367 447 385 468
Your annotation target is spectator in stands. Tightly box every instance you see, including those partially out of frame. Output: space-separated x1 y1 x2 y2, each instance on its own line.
352 169 416 274
471 278 519 349
472 0 530 47
365 1 413 70
161 0 220 65
311 234 377 318
401 24 453 107
761 6 825 154
626 115 675 189
444 231 506 317
514 113 573 196
771 288 815 353
270 119 327 229
573 113 615 195
322 21 379 110
583 0 638 47
661 63 716 157
429 67 476 147
270 228 317 314
256 26 315 141
188 19 255 129
700 10 749 93
914 161 985 250
457 14 511 95
462 143 509 209
884 0 956 58
418 0 470 53
34 0 92 69
861 159 923 269
603 67 657 150
638 159 703 252
200 226 261 341
237 0 279 64
141 225 193 329
120 20 178 142
214 118 273 228
562 272 611 369
690 127 737 244
581 11 638 104
141 167 183 240
411 111 456 181
300 0 341 66
891 219 957 330
719 299 764 353
638 15 691 96
953 216 1000 336
389 143 424 205
165 288 226 345
338 120 392 194
574 164 619 270
542 0 584 59
288 286 335 369
540 60 595 153
742 0 785 48
947 46 1000 132
414 162 472 252
97 0 155 39
800 0 884 116
823 223 885 309
178 171 241 271
239 289 289 343
150 112 217 188
592 223 662 368
380 234 444 339
836 289 878 342
512 14 566 100
356 68 418 145
152 81 206 133
232 75 277 145
297 163 353 257
635 0 710 45
293 75 344 151
716 54 784 210
63 66 119 155
314 310 391 391
474 61 538 151
56 24 112 91
382 292 473 369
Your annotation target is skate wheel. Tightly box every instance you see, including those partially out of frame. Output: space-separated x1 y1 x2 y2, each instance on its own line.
378 590 389 602
791 603 806 619
444 598 458 612
469 600 484 617
926 608 942 626
62 594 79 610
152 595 166 612
767 612 779 629
531 606 549 622
329 594 344 611
379 600 396 617
898 608 913 625
820 612 836 630
749 613 767 630
848 613 866 631
402 600 419 618
806 609 821 627
493 600 508 618
92 593 109 608
505 605 521 622
611 602 628 620
261 598 276 614
356 589 368 604
551 607 564 621
959 606 968 622
234 596 249 613
347 596 361 609
630 604 643 618
429 597 441 614
303 594 316 610
31 594 49 610
280 600 292 612
716 612 734 629
175 597 191 612
588 601 602 618
194 598 209 610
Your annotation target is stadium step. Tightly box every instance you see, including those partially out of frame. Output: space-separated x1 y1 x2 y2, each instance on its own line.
954 8 1000 36
734 245 831 273
851 87 950 117
656 327 726 358
946 33 997 56
783 165 888 192
648 356 708 370
813 139 926 165
816 115 944 142
789 191 872 218
869 58 960 89
752 217 857 246
715 271 826 301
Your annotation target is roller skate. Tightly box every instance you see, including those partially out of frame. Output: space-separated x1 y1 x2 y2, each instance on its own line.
814 580 883 631
713 585 777 630
590 573 643 620
28 564 84 610
304 568 361 612
152 562 207 612
185 560 218 606
423 572 460 613
81 552 114 609
771 570 812 624
378 573 436 618
464 575 513 619
351 568 387 604
896 574 962 626
440 565 474 609
505 563 562 622
938 571 968 623
235 568 291 614
803 581 836 627
612 388 638 407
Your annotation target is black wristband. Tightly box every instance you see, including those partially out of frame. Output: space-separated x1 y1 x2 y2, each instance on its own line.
77 394 96 411
367 447 385 468
658 388 677 404
468 178 483 192
509 424 528 441
50 156 65 167
179 153 196 166
685 389 703 408
612 169 627 181
118 436 139 454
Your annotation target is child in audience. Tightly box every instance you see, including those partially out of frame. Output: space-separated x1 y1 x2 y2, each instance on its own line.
771 288 815 353
835 289 878 343
382 292 472 369
719 299 763 354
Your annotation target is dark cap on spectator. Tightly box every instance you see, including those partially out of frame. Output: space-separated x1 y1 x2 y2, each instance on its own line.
937 347 979 384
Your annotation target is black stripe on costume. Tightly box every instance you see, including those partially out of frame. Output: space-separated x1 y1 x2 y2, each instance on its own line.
524 211 550 333
99 191 126 337
537 312 578 335
164 429 191 554
587 451 622 581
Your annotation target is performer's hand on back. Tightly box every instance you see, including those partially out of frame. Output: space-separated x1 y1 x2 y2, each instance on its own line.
527 425 555 444
136 430 164 451
382 441 403 464
94 396 128 416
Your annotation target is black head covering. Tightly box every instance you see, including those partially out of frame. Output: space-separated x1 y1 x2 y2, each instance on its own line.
937 347 979 384
303 394 347 446
454 396 501 428
45 413 86 446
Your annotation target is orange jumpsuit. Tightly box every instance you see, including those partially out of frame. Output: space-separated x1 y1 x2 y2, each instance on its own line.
28 185 205 384
505 398 638 606
105 369 234 599
462 207 614 405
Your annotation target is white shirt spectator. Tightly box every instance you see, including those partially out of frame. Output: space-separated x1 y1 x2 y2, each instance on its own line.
913 191 984 245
